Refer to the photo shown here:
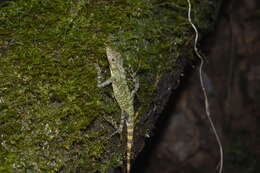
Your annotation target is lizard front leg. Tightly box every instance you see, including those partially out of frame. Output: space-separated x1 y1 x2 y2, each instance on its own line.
95 63 125 138
94 63 114 88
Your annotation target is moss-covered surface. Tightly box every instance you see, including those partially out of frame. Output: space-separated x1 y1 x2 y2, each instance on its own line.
0 0 221 172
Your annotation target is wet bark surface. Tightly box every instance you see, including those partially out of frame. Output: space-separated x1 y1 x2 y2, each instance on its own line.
133 0 260 172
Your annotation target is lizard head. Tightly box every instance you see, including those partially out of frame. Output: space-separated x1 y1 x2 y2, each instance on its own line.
106 46 124 71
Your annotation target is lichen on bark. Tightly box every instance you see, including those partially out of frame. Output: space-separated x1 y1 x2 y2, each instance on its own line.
0 0 221 172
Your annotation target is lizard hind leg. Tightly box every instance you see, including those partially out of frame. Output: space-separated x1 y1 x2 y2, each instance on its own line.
118 110 126 138
131 76 139 98
129 69 139 98
106 110 126 139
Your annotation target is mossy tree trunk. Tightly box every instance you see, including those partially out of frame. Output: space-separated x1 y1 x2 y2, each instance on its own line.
0 0 221 172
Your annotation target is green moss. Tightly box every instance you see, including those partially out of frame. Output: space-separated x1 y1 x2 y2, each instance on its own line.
0 0 220 172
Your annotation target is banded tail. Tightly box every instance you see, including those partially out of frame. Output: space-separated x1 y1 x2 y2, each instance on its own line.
126 119 134 173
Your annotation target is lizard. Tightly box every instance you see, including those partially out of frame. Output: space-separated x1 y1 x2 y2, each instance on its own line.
95 46 139 173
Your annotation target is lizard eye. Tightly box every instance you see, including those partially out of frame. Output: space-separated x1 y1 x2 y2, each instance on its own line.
111 58 115 62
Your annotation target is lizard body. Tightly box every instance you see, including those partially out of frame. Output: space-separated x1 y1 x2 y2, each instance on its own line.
97 46 138 173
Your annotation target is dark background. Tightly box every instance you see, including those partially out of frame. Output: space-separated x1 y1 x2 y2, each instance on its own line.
134 0 260 172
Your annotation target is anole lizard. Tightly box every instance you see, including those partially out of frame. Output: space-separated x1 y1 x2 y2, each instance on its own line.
96 46 139 173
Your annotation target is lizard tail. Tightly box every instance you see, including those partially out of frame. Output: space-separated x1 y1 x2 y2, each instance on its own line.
126 119 134 173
